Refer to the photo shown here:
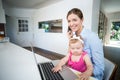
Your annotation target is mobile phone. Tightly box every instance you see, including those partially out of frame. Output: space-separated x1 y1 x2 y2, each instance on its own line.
68 27 71 32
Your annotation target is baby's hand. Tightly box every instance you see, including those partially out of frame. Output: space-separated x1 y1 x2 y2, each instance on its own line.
52 65 62 73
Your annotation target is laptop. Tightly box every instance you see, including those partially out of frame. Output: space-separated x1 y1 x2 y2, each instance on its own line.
38 60 79 80
30 43 78 80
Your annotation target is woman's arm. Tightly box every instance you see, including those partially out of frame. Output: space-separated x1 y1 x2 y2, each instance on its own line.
88 33 104 80
79 54 93 80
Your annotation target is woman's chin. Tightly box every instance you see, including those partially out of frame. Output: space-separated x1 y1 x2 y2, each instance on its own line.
71 29 77 32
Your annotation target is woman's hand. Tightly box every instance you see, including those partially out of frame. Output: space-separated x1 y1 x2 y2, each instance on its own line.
52 65 62 73
78 71 92 80
67 30 73 39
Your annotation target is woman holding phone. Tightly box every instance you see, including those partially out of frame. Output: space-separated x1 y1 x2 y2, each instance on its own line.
67 8 104 80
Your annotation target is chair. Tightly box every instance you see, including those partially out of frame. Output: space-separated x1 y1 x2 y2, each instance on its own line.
103 58 118 80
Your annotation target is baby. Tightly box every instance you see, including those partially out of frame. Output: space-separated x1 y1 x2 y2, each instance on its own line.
52 36 93 80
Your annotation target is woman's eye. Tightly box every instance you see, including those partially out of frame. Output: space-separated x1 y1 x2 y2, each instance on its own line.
73 19 77 21
67 20 70 23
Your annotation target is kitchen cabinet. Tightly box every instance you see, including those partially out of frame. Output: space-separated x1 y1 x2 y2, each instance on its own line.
0 23 5 38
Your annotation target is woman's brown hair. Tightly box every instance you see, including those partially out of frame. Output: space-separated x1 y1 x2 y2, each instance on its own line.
67 8 83 20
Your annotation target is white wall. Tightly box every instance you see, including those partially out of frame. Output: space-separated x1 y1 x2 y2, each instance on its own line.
91 0 100 34
6 16 34 46
5 8 35 46
0 0 6 23
4 0 100 55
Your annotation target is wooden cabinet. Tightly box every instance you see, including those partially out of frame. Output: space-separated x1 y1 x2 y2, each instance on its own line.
0 23 5 38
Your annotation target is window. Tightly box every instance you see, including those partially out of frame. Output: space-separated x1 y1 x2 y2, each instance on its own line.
18 19 28 32
110 21 120 40
110 20 120 45
38 19 62 33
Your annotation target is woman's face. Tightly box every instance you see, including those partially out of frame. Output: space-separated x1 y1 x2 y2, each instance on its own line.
67 13 83 32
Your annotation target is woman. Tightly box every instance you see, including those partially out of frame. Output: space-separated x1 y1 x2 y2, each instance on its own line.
67 8 104 80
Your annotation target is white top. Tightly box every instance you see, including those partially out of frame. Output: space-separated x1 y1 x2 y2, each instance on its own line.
0 42 50 80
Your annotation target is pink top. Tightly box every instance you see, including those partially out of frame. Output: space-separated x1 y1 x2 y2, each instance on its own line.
67 51 87 72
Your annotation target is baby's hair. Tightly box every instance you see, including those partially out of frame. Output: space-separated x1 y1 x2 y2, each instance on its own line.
69 35 84 47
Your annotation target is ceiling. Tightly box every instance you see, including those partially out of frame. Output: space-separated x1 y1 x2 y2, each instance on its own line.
2 0 120 13
2 0 62 9
101 0 120 13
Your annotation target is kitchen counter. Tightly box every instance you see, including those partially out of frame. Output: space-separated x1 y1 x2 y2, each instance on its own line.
0 42 50 80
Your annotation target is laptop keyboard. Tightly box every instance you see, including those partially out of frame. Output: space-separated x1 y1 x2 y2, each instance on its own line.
38 62 64 80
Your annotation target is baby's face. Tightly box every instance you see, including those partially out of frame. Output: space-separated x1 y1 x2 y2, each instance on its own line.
70 41 83 55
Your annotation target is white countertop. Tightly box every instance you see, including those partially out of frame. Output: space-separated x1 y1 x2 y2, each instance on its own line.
0 42 51 80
